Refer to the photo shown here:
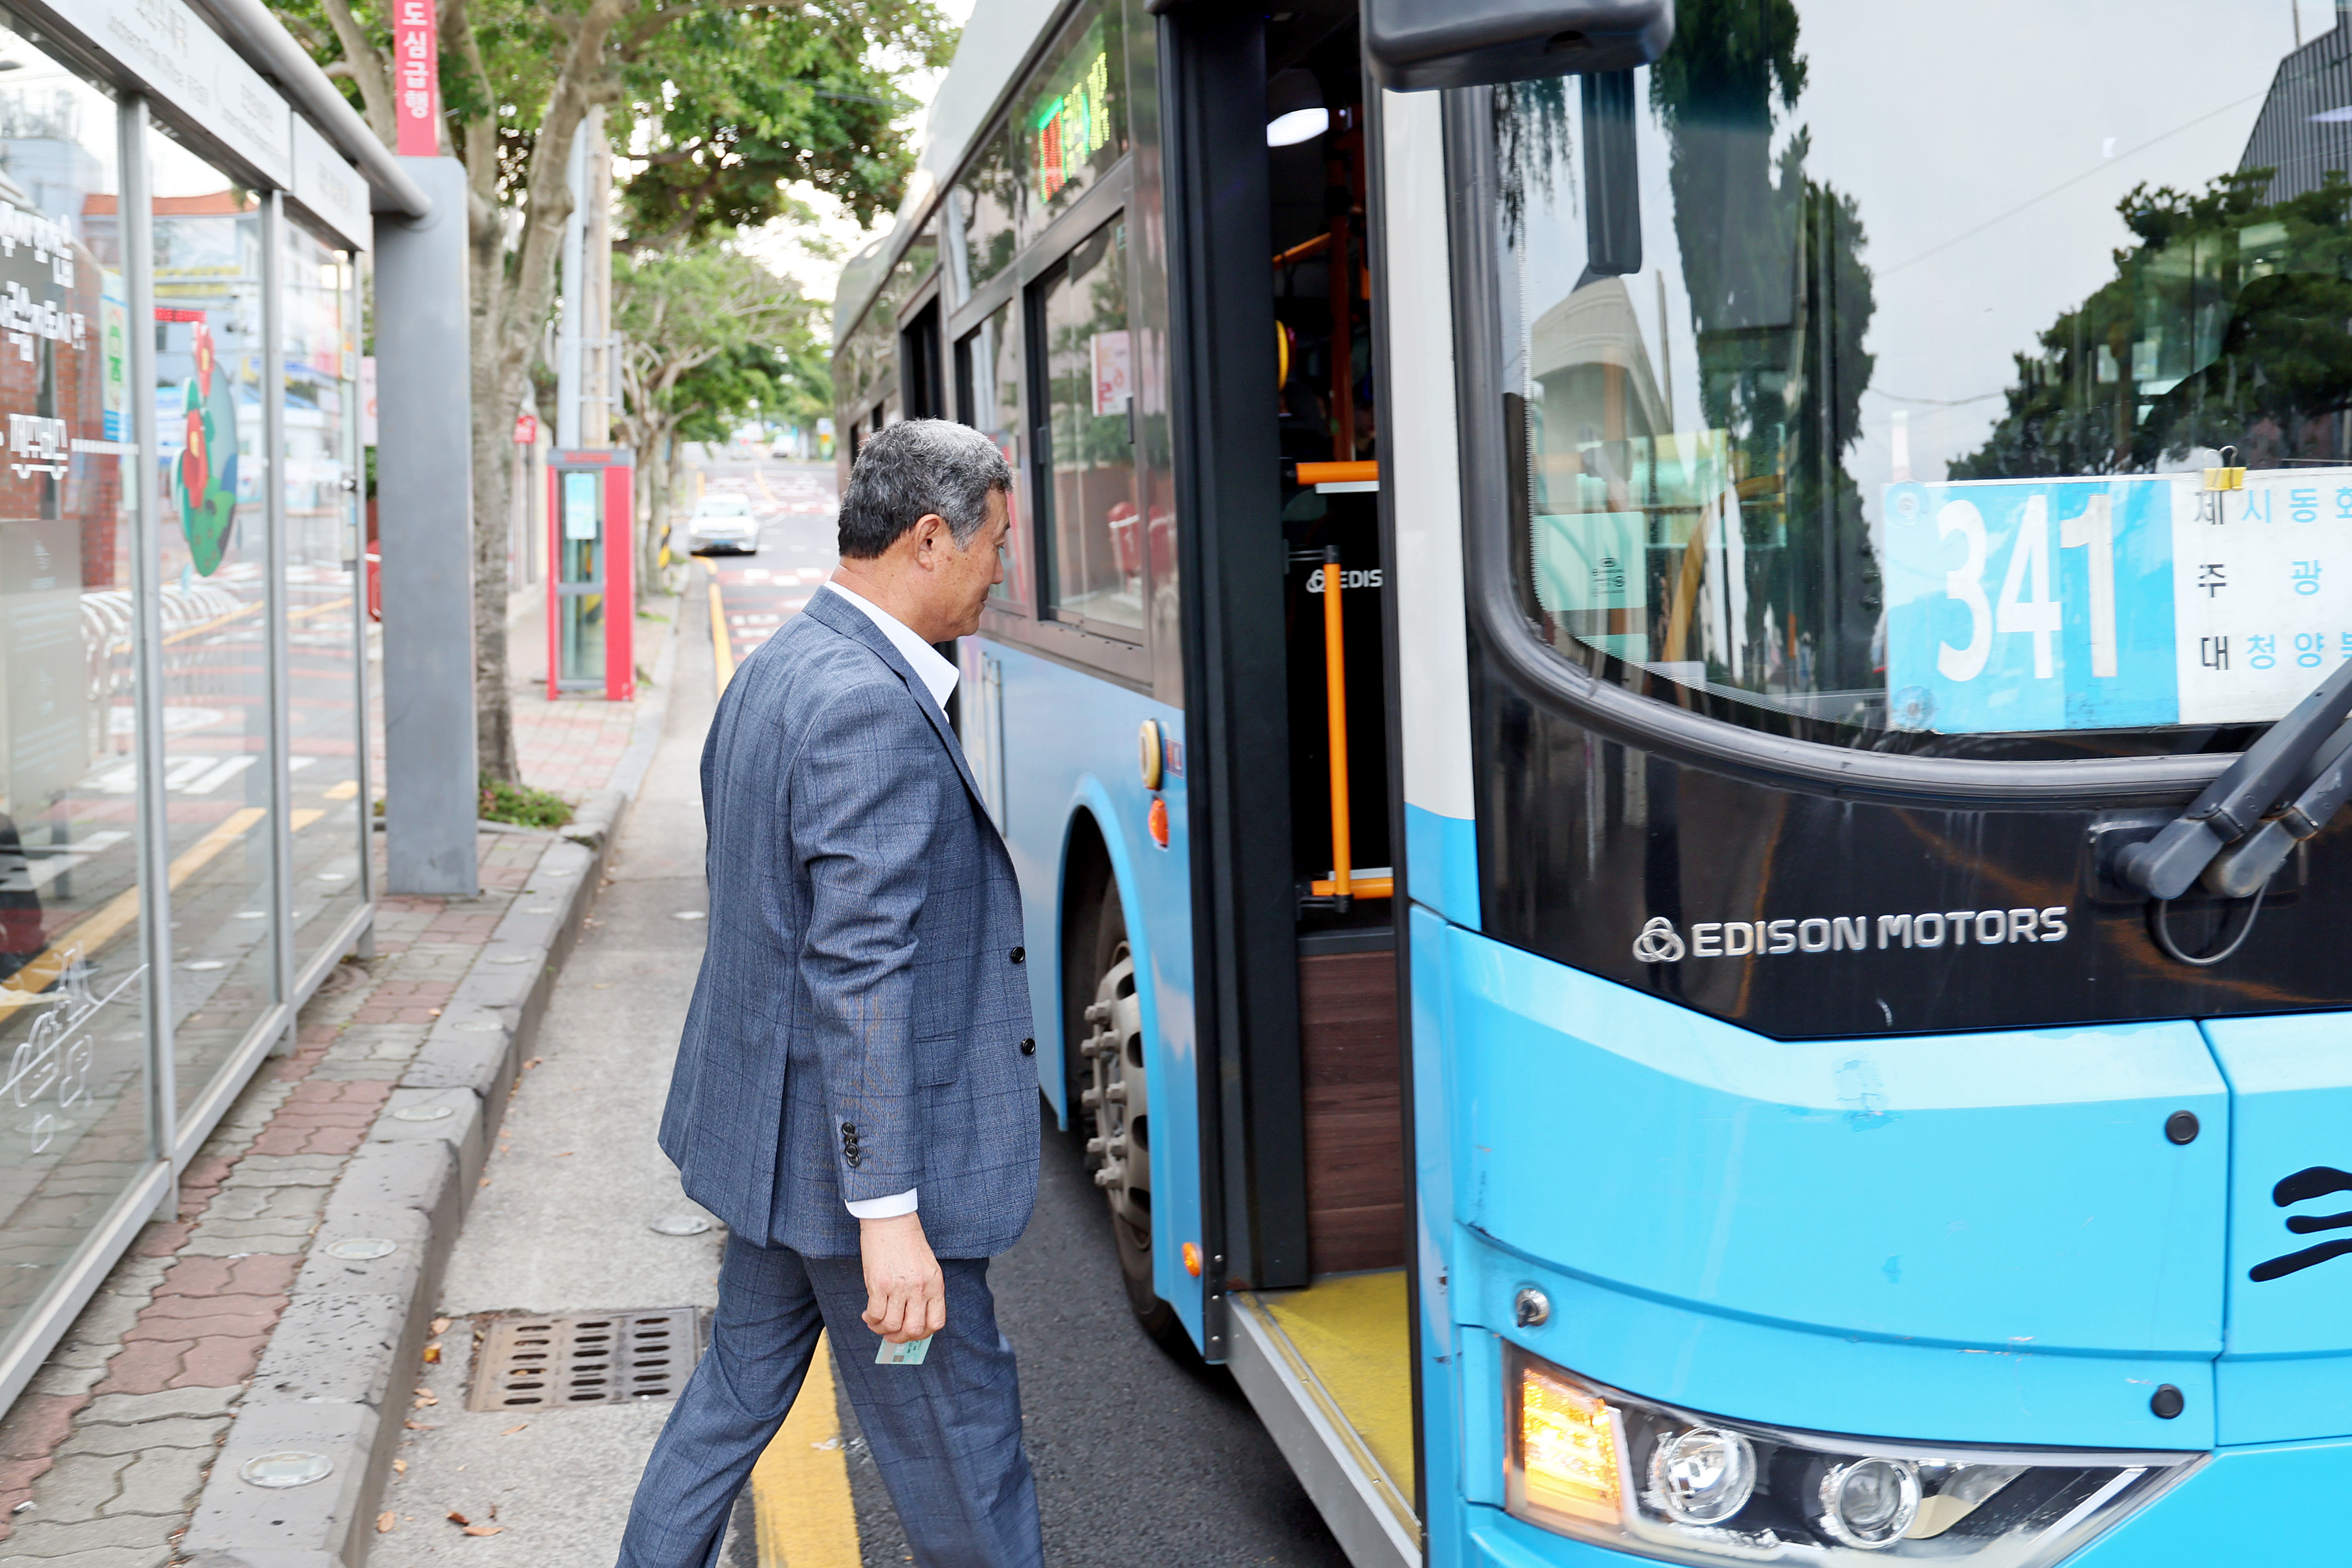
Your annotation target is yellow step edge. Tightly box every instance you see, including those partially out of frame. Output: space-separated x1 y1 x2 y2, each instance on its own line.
1249 1270 1417 1515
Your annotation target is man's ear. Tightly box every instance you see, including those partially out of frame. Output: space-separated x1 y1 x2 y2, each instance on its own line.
913 512 950 566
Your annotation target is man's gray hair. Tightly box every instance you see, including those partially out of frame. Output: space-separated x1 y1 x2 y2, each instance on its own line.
837 418 1013 559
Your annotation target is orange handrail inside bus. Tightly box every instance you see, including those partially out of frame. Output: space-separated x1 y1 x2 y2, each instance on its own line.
1308 545 1390 904
1325 544 1353 902
1295 460 1379 486
1272 232 1333 266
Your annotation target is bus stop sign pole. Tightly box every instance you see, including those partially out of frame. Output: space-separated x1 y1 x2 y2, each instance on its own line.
375 155 480 895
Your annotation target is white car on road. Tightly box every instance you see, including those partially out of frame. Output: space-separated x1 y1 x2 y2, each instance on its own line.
687 494 760 555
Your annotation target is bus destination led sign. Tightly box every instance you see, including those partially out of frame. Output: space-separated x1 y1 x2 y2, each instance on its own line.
1032 49 1112 204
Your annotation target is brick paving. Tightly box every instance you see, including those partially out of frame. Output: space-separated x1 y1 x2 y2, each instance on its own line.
507 593 661 802
0 614 668 1565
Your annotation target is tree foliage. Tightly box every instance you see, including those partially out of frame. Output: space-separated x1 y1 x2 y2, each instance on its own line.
1955 170 2352 478
610 244 826 579
266 0 949 777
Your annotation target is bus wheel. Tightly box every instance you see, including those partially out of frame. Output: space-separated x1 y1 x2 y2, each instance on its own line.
1080 928 1178 1341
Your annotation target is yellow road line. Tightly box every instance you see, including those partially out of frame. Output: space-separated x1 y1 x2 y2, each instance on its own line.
322 779 360 800
708 563 735 692
155 591 349 652
751 1332 860 1567
0 806 269 1025
754 466 778 506
163 598 263 646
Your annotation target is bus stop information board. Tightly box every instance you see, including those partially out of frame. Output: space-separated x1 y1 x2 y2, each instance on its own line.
1883 469 2349 733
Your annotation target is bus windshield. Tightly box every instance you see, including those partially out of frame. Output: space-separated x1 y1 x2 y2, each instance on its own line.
1494 0 2350 746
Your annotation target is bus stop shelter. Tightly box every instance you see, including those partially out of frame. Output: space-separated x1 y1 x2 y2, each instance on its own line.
0 0 474 1417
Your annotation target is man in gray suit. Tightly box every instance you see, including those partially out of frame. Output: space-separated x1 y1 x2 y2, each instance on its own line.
618 420 1041 1568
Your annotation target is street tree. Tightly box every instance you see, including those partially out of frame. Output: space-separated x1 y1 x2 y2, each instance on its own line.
267 0 947 779
612 245 823 584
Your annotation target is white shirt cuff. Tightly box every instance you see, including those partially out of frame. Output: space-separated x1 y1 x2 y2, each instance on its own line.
845 1187 918 1219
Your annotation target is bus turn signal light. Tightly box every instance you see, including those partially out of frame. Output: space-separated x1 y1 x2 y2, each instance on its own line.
1183 1241 1202 1278
1513 1358 1622 1527
1148 796 1169 848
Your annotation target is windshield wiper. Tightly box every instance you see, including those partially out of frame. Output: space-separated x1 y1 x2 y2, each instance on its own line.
2203 717 2352 899
2115 659 2352 902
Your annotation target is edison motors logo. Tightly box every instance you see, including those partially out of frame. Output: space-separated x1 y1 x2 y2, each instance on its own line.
1631 917 1686 962
1631 908 2071 964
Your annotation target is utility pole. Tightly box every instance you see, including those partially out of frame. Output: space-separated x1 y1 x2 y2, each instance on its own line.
556 108 592 450
584 108 614 446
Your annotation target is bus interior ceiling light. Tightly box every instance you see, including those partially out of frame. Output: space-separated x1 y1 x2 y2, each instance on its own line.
1505 1347 2199 1562
1266 108 1329 148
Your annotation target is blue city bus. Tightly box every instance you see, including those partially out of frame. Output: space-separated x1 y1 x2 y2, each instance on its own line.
832 1 2352 1561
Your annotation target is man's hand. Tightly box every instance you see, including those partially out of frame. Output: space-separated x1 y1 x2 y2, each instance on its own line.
859 1212 945 1344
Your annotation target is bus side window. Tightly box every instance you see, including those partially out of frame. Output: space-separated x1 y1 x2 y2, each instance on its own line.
962 303 1028 606
901 299 944 420
1031 218 1139 636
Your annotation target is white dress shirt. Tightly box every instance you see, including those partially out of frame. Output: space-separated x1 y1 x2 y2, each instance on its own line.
823 580 958 710
819 581 957 1221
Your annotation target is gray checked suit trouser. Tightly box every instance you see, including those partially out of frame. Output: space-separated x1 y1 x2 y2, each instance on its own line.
616 589 1043 1568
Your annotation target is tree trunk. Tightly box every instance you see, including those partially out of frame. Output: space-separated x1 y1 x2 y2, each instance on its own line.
469 182 542 787
471 353 518 783
665 436 687 576
637 418 683 593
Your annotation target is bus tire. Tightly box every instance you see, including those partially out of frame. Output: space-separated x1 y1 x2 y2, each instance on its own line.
1073 886 1180 1344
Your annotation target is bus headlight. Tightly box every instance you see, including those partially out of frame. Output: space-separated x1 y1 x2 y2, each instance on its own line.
1652 1425 1757 1525
1503 1345 2202 1563
1815 1456 1920 1548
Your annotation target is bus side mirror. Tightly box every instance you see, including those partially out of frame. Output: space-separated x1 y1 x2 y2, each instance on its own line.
1365 0 1674 91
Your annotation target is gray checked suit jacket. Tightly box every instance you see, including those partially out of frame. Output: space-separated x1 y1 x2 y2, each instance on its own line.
659 588 1039 1259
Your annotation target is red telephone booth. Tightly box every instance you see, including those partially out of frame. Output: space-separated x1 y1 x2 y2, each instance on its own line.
546 448 635 701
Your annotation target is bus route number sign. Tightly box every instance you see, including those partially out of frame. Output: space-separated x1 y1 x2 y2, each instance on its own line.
1881 470 2351 733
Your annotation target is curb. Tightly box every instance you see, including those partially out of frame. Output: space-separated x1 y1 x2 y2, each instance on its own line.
178 610 683 1567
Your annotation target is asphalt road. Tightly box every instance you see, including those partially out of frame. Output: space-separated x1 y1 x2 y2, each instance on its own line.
384 456 1351 1567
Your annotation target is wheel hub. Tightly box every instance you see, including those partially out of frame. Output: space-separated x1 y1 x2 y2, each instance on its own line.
1080 942 1150 1238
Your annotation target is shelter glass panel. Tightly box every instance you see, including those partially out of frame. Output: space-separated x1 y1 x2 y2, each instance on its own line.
281 225 360 967
1494 0 2352 753
1036 217 1138 635
0 40 151 1358
146 127 275 1108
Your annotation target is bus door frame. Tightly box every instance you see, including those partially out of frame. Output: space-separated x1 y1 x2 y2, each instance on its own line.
1159 3 1311 1356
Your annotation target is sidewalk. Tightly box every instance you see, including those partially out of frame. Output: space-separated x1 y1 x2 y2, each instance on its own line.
505 589 662 803
0 604 681 1566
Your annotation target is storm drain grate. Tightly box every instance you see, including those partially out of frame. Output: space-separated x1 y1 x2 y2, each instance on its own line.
467 1309 703 1411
